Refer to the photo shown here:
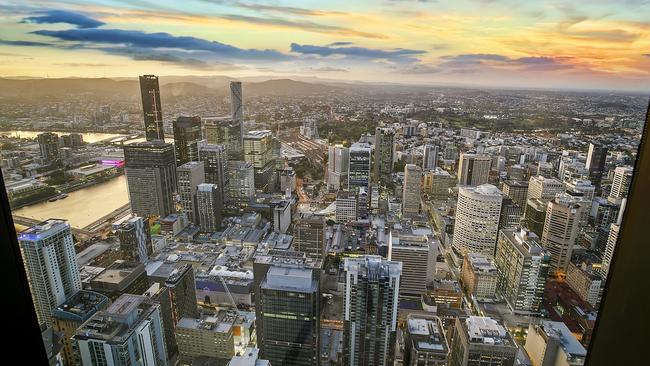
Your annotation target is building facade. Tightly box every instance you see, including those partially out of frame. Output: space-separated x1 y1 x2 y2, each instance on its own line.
139 75 165 141
452 184 503 256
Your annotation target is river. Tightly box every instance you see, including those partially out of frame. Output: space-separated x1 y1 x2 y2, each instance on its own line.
0 130 126 143
13 175 130 229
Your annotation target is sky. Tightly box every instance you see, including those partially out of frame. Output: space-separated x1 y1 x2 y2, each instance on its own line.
0 0 649 91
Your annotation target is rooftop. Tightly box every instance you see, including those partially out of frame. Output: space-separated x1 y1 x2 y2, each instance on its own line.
262 266 316 293
53 290 110 322
465 316 512 346
177 310 237 334
407 316 448 353
466 253 498 273
539 321 587 358
18 218 69 240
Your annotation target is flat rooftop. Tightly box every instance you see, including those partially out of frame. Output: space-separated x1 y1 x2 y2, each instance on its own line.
465 316 512 346
177 310 237 334
539 321 587 357
263 266 316 292
407 317 448 353
19 218 69 239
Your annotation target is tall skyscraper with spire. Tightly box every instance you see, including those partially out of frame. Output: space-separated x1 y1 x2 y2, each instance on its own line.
231 81 243 125
139 75 165 141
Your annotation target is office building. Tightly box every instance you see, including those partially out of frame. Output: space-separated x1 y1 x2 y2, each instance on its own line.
73 294 168 366
37 132 60 163
139 75 165 141
461 253 498 300
601 223 619 279
457 154 491 186
527 176 564 202
402 164 422 218
452 184 503 256
199 141 229 204
89 260 150 300
173 116 202 166
499 197 523 230
279 168 296 195
523 198 547 237
176 161 205 223
423 168 455 200
388 228 436 297
204 116 244 160
116 216 152 263
52 290 110 366
566 262 604 309
18 219 81 324
228 161 255 206
403 315 449 366
231 81 243 125
374 127 395 185
150 263 200 323
196 183 223 232
343 256 402 366
585 142 607 195
541 194 583 276
495 228 549 314
176 311 237 364
565 179 595 202
524 321 587 366
244 130 277 192
449 316 517 366
348 142 372 191
336 190 358 222
422 144 439 170
502 180 529 207
124 141 177 218
328 144 349 191
258 266 320 366
609 166 633 201
293 214 326 259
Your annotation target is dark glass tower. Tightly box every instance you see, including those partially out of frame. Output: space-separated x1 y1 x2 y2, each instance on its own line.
173 116 202 166
139 75 165 141
586 142 608 195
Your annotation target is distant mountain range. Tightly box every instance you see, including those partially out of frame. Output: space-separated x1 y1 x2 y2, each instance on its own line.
0 76 344 100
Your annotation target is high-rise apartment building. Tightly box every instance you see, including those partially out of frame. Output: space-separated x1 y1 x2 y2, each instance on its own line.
452 184 503 256
541 194 583 275
586 142 608 195
176 161 205 223
495 228 549 314
601 223 619 279
196 183 222 232
374 127 395 185
343 256 402 366
388 228 436 297
73 294 168 366
609 166 633 201
173 116 202 166
139 75 165 141
258 266 320 366
116 216 152 263
449 316 517 366
422 144 439 170
457 154 491 186
198 141 229 204
348 142 372 191
18 219 81 324
37 132 60 163
293 214 326 260
328 144 349 191
203 116 244 160
402 164 422 218
124 141 177 218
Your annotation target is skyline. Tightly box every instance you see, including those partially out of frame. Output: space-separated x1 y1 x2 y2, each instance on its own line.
0 1 649 91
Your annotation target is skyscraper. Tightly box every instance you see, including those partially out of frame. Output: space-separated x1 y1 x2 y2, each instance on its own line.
449 317 517 366
124 141 177 218
37 132 60 163
348 142 372 191
18 219 81 324
293 213 326 260
388 228 436 297
244 130 277 192
601 223 619 279
422 144 439 170
527 175 565 202
402 164 422 218
457 153 491 186
586 142 608 195
176 161 205 223
150 263 200 323
374 127 395 185
452 184 503 256
609 166 633 201
541 194 583 276
495 228 549 314
258 266 320 366
231 81 243 126
198 141 229 204
228 161 255 206
203 116 244 160
196 183 222 232
173 116 202 166
328 144 349 191
139 75 165 141
73 294 168 366
116 216 152 263
343 256 402 366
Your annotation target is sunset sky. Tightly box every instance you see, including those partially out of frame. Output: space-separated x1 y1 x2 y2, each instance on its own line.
0 0 649 91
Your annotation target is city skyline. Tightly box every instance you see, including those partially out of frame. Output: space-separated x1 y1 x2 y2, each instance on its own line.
0 1 648 91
